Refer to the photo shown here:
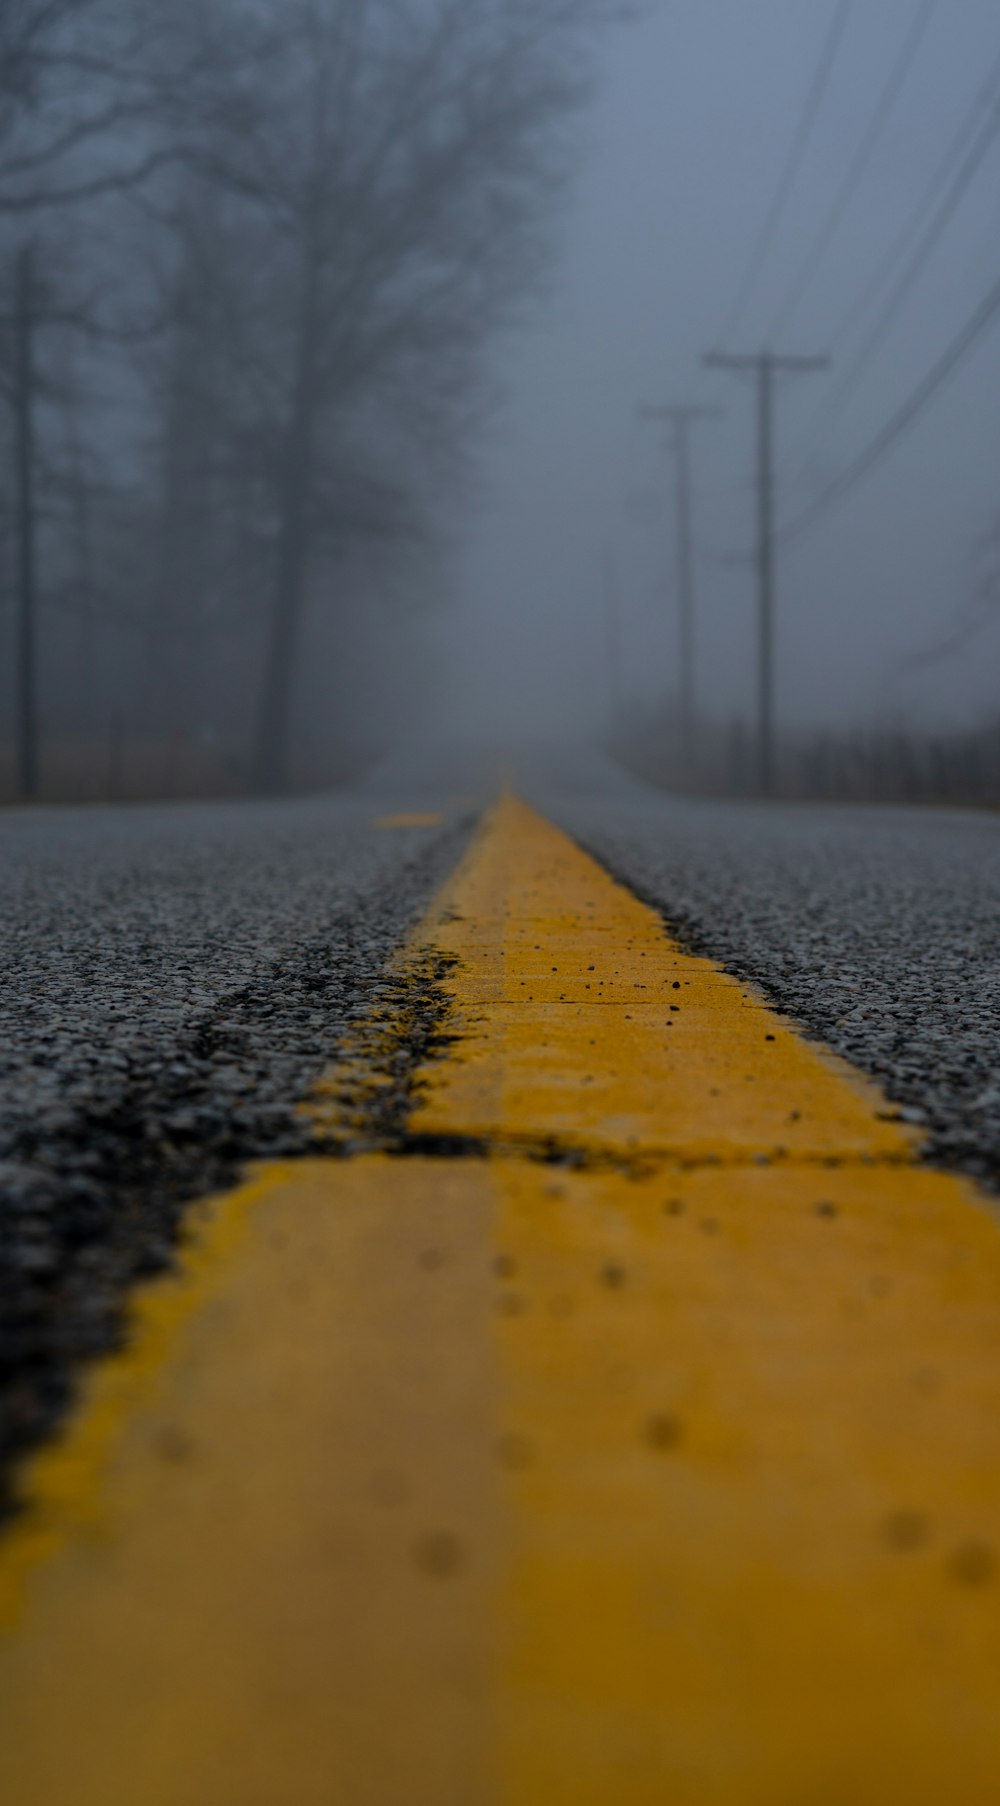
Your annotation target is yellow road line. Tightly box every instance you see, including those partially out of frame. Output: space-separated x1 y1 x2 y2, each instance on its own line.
0 1159 498 1806
373 811 444 829
1 795 1000 1803
414 795 917 1164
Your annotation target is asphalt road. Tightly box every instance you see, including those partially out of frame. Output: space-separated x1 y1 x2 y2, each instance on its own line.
3 740 1000 1502
529 744 1000 1192
0 775 480 1496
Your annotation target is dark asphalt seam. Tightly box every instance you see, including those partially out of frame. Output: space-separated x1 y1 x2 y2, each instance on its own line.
393 1134 923 1176
306 950 931 1181
0 819 476 1519
315 946 465 1152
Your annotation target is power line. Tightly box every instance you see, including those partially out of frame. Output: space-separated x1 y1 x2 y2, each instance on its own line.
768 0 938 339
777 272 1000 547
786 95 1000 460
715 0 853 347
894 592 1000 679
832 49 1000 350
700 30 1000 590
779 52 1000 476
885 528 1000 683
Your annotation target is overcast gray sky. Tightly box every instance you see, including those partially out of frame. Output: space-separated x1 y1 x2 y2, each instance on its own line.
445 0 1000 739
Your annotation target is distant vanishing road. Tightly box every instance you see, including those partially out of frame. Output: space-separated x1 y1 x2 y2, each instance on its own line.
3 742 1000 1804
3 742 1000 1476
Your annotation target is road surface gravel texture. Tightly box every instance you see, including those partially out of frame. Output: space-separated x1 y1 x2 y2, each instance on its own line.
530 746 1000 1190
0 781 477 1502
2 741 1000 1506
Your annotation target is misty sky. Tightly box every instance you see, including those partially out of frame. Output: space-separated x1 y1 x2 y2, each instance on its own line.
446 0 1000 738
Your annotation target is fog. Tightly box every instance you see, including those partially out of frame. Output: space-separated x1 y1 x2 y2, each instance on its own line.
1 0 999 804
448 0 1000 741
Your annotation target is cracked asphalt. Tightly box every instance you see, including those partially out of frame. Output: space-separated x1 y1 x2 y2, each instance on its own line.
0 779 478 1502
3 739 1000 1507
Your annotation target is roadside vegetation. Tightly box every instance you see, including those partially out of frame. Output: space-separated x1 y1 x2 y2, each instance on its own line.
0 0 613 802
614 706 1000 809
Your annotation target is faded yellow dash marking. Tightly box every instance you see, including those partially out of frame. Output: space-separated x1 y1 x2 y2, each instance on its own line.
412 793 916 1165
0 1159 498 1806
374 811 443 829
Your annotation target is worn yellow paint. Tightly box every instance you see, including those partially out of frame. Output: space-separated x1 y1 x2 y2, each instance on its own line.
418 795 1000 1801
374 810 443 829
2 792 1000 1804
0 1168 275 1633
0 1158 499 1806
414 795 917 1165
494 1159 1000 1805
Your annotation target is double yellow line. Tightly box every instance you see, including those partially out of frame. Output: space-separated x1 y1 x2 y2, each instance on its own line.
2 797 999 1803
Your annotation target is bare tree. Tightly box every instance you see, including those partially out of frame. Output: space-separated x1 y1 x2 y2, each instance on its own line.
0 0 268 789
0 0 621 799
213 0 607 791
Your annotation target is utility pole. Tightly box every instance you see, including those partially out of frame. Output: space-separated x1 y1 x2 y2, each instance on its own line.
638 404 723 770
14 241 39 802
702 350 827 796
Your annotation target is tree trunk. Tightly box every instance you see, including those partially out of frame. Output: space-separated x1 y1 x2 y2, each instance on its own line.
252 246 322 795
66 361 98 740
149 224 220 741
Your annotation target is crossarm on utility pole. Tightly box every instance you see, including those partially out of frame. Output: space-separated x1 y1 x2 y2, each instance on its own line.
703 353 829 374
